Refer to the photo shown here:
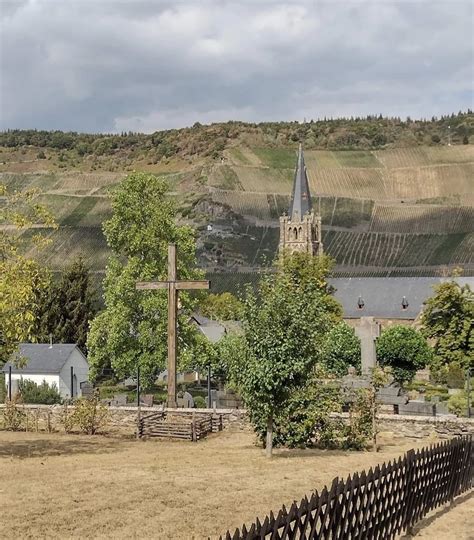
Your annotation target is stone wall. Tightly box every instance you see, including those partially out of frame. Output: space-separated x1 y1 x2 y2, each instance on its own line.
332 412 474 439
1 404 472 440
0 404 247 437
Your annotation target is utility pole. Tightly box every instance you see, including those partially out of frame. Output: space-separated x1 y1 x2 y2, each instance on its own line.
448 125 451 146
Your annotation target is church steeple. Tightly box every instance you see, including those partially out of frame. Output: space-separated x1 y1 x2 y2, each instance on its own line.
289 143 312 220
279 144 323 256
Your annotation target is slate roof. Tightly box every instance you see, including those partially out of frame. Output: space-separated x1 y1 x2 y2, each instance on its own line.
2 344 81 374
330 277 474 319
288 144 312 220
190 314 227 343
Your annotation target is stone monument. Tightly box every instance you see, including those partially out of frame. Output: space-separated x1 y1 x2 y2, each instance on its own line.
355 317 381 376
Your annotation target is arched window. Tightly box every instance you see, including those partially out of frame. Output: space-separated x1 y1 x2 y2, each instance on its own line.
294 227 298 240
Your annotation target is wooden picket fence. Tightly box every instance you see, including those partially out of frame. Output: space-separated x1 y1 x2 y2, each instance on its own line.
221 436 473 539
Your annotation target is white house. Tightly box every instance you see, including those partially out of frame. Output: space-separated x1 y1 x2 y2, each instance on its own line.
2 343 89 399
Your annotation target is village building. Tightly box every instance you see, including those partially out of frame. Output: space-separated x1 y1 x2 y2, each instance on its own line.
330 276 474 327
279 143 323 256
2 343 89 399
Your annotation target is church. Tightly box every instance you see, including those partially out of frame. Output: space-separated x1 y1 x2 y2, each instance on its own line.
279 144 323 256
277 145 473 324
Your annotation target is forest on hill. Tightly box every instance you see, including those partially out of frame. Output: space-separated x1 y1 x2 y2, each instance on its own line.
1 112 473 290
1 112 473 163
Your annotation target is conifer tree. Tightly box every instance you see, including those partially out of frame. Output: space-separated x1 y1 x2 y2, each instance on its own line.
37 258 96 353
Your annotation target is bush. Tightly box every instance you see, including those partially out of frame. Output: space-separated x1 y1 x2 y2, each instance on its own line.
447 391 473 416
193 396 207 409
323 321 361 375
69 396 108 434
2 394 25 431
376 325 432 383
18 379 61 404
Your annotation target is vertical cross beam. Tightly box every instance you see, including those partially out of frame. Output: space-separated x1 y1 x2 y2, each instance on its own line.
136 243 210 409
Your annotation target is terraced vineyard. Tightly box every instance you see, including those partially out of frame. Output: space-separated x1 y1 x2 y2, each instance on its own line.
2 143 473 281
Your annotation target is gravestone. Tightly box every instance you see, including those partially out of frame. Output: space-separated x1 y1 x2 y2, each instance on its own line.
355 317 381 376
398 401 436 416
140 394 154 407
80 381 94 398
177 391 194 408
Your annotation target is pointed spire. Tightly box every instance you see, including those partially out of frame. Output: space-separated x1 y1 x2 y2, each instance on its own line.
288 143 312 220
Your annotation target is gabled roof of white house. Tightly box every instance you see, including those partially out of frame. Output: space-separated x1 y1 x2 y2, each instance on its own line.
190 314 226 343
2 344 85 375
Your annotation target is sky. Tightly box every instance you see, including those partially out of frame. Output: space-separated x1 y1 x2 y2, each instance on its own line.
1 0 473 133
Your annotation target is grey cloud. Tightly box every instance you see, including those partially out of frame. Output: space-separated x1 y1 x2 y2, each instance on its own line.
0 0 472 132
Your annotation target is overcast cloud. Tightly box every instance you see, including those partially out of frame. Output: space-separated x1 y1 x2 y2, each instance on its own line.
0 0 472 133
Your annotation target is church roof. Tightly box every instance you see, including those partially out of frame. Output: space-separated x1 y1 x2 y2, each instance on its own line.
330 277 474 319
288 143 312 220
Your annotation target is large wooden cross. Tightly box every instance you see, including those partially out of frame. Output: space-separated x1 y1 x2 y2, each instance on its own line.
136 243 210 408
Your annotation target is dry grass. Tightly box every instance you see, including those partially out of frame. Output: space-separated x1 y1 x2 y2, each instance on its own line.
1 430 468 539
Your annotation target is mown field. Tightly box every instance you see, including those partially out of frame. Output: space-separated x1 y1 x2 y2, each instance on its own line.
3 430 468 539
1 144 473 283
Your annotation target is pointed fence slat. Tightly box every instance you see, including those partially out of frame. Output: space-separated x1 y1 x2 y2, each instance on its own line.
220 436 473 540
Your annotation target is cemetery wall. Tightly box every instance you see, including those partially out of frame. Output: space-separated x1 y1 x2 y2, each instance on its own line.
0 404 247 436
332 412 474 438
1 404 472 439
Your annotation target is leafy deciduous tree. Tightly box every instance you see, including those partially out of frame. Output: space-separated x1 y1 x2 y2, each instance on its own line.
421 277 473 376
87 173 205 386
376 325 433 383
236 253 340 457
323 321 361 375
0 185 55 365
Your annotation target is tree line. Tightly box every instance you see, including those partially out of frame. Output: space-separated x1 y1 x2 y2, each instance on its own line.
0 111 472 161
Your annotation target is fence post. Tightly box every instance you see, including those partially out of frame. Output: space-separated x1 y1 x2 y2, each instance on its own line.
192 412 197 442
8 365 12 401
404 449 416 535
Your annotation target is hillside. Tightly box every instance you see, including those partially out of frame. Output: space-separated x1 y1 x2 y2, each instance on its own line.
1 117 473 293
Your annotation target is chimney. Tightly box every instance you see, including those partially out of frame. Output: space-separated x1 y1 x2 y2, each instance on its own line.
49 334 53 348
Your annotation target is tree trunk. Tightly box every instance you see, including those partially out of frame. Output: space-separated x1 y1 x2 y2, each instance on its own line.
372 395 377 452
266 414 273 458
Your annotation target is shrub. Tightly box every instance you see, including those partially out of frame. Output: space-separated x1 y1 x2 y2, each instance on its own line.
323 321 361 375
2 394 25 431
376 325 432 383
447 391 473 416
193 396 207 409
71 396 108 434
18 379 61 404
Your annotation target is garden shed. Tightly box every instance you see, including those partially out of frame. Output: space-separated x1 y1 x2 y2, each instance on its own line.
2 343 89 399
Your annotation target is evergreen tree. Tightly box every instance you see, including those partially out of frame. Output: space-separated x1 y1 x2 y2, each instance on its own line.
37 258 96 353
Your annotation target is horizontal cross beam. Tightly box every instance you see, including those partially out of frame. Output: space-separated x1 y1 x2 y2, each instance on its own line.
136 280 210 290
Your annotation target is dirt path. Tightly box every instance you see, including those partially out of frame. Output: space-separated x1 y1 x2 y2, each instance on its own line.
403 491 474 539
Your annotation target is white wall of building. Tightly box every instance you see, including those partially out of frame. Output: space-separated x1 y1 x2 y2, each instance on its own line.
6 373 61 397
59 349 89 398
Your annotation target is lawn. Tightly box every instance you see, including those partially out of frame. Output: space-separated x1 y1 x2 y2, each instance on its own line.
0 430 465 539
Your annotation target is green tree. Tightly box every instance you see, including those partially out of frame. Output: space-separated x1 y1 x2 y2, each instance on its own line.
323 321 361 375
87 173 204 386
421 278 474 376
237 253 339 457
199 292 243 321
0 185 55 365
37 258 97 353
376 325 432 383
